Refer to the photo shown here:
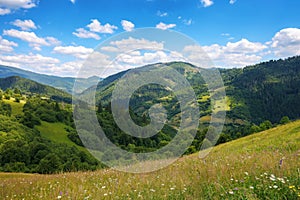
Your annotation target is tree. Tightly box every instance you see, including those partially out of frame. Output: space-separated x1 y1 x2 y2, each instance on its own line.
259 120 273 131
37 153 62 174
280 116 290 125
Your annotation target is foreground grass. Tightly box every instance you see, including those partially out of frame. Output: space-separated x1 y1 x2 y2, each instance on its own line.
1 121 300 199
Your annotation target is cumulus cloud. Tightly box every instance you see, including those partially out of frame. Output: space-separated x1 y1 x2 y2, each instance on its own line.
184 39 267 68
11 19 37 31
3 29 49 46
156 22 176 30
0 0 37 14
270 28 300 57
73 28 101 40
0 0 37 8
121 20 135 32
53 45 94 59
0 36 18 53
3 29 60 51
201 0 214 7
101 37 164 53
0 8 10 15
87 19 118 34
0 53 60 72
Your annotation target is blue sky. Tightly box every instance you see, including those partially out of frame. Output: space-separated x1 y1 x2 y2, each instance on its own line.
0 0 300 77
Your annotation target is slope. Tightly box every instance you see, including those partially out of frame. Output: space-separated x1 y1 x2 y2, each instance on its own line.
1 120 299 199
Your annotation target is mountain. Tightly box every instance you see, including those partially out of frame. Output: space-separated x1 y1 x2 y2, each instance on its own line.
90 56 300 126
0 65 101 94
0 76 71 103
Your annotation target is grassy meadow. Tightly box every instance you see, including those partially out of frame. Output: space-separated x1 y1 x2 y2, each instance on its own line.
1 120 299 199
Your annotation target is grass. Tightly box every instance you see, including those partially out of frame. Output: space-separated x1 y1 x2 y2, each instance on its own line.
36 121 88 153
1 120 300 199
36 122 73 146
2 98 25 116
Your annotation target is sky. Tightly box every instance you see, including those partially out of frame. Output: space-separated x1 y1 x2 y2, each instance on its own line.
0 0 300 77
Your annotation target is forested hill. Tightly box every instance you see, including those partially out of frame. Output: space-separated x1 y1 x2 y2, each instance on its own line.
0 76 71 103
91 56 300 126
225 56 300 124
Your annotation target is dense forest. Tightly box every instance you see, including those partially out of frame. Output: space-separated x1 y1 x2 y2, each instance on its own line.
0 56 299 173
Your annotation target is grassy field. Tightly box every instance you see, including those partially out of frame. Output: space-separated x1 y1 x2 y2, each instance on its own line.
36 122 73 146
1 121 300 199
3 98 25 116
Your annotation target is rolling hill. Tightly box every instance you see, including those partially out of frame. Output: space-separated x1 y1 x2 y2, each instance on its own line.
0 76 71 103
0 65 101 94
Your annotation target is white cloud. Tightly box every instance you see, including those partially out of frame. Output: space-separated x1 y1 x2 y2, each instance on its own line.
11 19 37 31
53 45 94 59
184 39 267 68
157 11 168 17
0 8 10 15
229 0 236 4
46 37 61 46
73 28 101 40
156 22 176 30
226 38 267 53
270 28 300 57
0 36 18 52
3 29 49 46
0 0 37 9
87 19 118 34
0 0 37 14
0 53 60 72
3 29 60 50
201 0 214 7
121 20 135 32
70 0 75 4
101 37 164 52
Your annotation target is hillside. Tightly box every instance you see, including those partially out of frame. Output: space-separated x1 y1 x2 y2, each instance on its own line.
0 65 100 93
0 76 71 103
225 56 300 123
1 120 299 199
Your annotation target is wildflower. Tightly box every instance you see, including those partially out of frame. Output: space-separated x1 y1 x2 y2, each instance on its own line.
273 185 278 189
230 178 234 181
289 185 295 189
244 172 249 176
233 187 239 191
228 190 234 194
170 187 175 190
279 158 283 167
249 186 254 189
150 189 155 192
270 177 276 181
57 196 62 199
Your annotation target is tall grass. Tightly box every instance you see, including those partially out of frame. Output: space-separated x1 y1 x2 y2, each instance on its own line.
1 121 299 199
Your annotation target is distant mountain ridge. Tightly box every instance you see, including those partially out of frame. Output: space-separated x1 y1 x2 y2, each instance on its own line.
0 65 101 94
